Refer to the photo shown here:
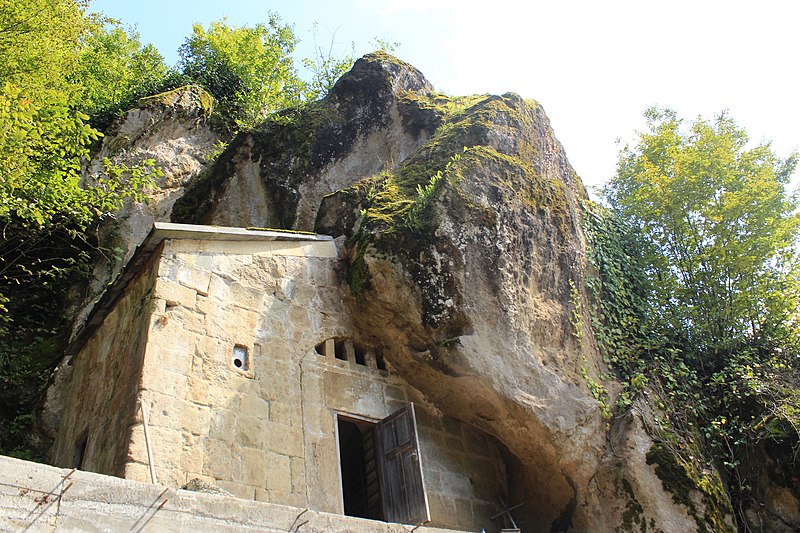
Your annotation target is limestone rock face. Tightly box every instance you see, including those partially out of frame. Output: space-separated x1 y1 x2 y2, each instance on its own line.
741 443 800 531
171 53 439 230
316 90 608 529
310 57 725 531
80 85 222 314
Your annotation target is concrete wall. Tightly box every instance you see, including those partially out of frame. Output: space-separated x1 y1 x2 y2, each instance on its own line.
51 247 162 475
0 454 459 533
53 231 511 531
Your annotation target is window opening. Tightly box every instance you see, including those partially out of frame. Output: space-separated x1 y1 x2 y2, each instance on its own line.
334 339 347 361
316 337 383 369
375 349 387 371
232 345 249 370
354 343 366 366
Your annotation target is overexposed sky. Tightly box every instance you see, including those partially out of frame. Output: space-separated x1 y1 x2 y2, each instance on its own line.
91 0 800 191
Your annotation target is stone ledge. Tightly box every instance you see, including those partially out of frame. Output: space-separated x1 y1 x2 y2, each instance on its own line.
0 455 460 532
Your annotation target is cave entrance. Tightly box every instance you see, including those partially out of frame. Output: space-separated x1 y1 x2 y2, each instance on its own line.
336 404 430 525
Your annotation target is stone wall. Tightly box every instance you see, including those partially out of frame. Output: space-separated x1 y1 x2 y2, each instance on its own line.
51 247 162 475
53 227 512 531
0 454 458 533
309 344 509 530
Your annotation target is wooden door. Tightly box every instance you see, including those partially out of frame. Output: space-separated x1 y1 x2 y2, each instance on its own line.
375 403 430 525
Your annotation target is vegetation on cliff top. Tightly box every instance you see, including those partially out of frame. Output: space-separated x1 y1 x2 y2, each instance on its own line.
583 106 800 529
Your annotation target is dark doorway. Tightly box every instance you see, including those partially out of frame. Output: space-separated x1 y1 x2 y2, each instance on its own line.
337 417 383 520
73 434 88 469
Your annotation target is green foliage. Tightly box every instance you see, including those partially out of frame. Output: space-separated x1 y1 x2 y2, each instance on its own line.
301 23 356 102
0 0 164 457
0 82 160 245
605 106 800 360
403 150 464 228
178 14 304 129
0 83 160 457
0 1 170 129
73 19 170 129
589 107 800 528
581 364 612 421
0 0 88 95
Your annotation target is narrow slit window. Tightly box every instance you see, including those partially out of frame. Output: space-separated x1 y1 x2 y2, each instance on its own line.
354 343 366 366
232 345 249 371
375 349 387 371
334 339 347 360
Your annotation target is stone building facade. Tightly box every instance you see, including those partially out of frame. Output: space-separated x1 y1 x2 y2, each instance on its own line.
51 223 514 532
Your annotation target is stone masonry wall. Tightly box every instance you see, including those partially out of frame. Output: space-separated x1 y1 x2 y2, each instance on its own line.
51 247 162 475
308 347 509 531
56 232 510 531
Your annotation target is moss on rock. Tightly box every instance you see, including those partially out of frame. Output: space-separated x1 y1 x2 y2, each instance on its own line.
136 84 215 118
646 438 734 533
173 53 439 229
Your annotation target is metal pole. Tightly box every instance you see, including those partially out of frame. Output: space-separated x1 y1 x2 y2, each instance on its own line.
140 399 158 484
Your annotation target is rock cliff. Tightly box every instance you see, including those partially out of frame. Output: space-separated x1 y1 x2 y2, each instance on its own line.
74 85 223 325
63 53 749 531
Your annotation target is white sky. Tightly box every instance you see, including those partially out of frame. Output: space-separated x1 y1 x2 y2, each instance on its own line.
91 0 800 191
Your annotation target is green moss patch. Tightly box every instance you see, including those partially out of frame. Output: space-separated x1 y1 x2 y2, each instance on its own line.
646 439 733 533
137 84 215 117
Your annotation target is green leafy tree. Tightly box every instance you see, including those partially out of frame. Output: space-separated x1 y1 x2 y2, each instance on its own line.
178 14 304 128
601 107 800 526
73 19 170 127
605 107 800 363
0 0 88 95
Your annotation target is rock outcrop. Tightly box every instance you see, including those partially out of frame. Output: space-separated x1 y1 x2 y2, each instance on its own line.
55 53 748 531
79 85 223 319
166 52 729 531
171 53 438 230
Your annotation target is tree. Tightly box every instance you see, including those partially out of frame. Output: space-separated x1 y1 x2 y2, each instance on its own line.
300 23 356 101
602 107 800 526
301 30 400 101
0 0 88 96
72 18 170 128
604 107 800 363
178 14 304 129
0 0 161 457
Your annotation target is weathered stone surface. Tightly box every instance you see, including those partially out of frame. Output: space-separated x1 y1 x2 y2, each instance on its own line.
741 441 800 531
51 227 506 531
182 477 232 496
0 455 459 533
171 53 439 230
310 57 709 531
310 92 589 530
43 54 744 532
74 85 223 330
